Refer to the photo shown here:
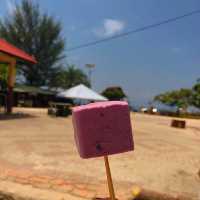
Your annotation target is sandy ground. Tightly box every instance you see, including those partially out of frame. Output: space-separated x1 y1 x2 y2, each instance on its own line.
0 108 200 199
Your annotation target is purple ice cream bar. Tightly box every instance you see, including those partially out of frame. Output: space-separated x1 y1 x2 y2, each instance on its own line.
72 101 134 159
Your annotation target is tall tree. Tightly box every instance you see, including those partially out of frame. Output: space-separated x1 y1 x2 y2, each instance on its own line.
50 65 90 89
0 0 65 86
154 88 192 112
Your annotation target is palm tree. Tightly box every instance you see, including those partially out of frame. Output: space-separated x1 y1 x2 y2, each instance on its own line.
50 65 90 89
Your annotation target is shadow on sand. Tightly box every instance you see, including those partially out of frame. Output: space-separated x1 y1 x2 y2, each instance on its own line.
0 112 37 120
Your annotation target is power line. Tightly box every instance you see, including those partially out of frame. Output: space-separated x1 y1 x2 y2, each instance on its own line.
66 9 200 52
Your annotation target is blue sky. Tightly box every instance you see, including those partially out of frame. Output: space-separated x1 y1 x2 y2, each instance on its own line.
1 0 200 106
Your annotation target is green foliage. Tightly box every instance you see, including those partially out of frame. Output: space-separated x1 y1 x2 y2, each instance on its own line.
154 88 192 110
50 65 90 89
0 0 65 86
0 64 8 90
191 81 200 108
102 86 126 101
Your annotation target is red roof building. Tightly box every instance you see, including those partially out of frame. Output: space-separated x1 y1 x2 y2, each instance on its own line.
0 38 37 113
0 39 37 64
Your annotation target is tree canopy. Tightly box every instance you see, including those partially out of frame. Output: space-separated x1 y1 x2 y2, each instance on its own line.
50 65 90 89
191 81 200 108
0 0 65 86
154 78 200 110
102 86 126 101
154 88 194 111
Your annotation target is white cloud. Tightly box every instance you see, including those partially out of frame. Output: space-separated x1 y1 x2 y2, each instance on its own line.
94 18 126 37
6 0 16 15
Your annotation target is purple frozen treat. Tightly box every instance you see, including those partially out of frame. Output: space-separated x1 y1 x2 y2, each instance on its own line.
72 101 134 159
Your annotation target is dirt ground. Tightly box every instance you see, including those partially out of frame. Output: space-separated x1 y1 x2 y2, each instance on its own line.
0 108 200 199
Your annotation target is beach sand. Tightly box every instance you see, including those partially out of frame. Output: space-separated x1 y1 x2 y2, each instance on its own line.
0 108 199 199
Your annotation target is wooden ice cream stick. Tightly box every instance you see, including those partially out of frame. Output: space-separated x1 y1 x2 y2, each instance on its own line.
104 155 116 200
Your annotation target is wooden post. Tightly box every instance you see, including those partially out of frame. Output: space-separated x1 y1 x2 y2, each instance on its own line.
6 60 16 113
104 156 116 200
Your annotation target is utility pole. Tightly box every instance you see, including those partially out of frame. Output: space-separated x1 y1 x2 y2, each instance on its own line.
85 64 95 88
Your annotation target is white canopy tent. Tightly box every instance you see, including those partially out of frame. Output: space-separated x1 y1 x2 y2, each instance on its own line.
57 84 108 101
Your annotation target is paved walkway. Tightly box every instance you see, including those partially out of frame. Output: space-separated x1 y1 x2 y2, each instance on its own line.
0 160 132 199
0 180 86 200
